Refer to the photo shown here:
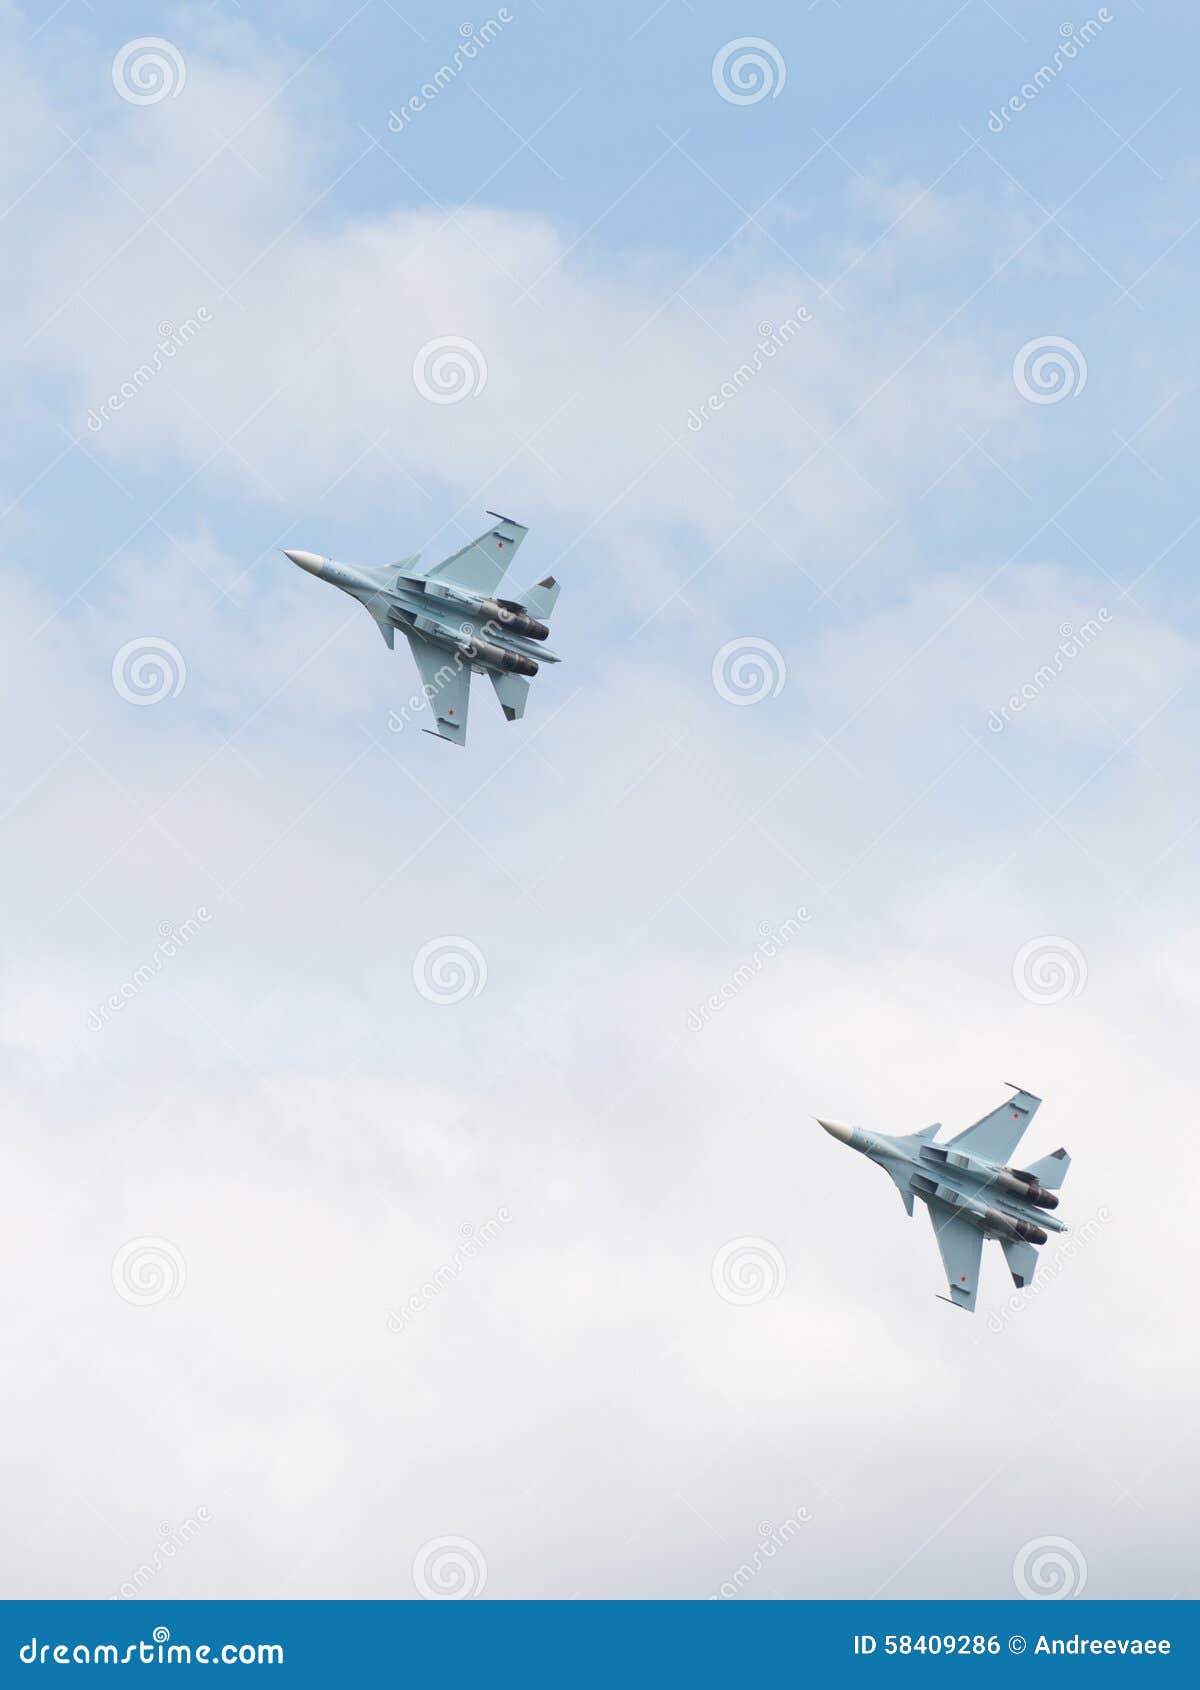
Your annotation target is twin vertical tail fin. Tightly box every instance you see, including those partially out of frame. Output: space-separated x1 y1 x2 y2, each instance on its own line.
1021 1148 1071 1190
516 576 560 621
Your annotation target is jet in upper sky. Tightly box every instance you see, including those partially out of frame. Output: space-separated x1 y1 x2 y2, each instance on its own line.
818 1086 1070 1312
285 513 560 746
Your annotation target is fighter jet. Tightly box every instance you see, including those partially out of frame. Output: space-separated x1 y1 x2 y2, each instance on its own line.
284 513 560 746
818 1086 1069 1312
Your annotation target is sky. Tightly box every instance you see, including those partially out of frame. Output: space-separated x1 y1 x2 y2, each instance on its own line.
2 0 1198 1602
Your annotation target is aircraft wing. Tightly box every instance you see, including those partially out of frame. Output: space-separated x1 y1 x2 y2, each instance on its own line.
403 631 470 745
928 1202 983 1312
420 514 528 598
946 1087 1041 1165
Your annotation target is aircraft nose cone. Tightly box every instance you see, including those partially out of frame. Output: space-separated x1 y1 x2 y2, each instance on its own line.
283 548 325 574
817 1118 854 1143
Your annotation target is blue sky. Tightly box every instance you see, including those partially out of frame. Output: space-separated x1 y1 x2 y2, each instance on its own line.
3 0 1199 1601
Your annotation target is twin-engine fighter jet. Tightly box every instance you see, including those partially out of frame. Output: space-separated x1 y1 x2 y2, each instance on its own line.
285 514 560 746
818 1087 1069 1312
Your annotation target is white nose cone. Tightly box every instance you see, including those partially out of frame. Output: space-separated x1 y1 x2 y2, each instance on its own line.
817 1118 854 1143
283 548 325 574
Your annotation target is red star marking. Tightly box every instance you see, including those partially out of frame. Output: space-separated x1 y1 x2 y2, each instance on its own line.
960 1275 967 1282
447 708 455 716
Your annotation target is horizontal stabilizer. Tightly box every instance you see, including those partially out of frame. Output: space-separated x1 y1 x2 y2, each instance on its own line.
489 671 529 722
1001 1236 1039 1290
1021 1147 1071 1190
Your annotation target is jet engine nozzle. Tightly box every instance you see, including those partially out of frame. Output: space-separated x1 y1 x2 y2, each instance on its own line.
481 598 550 640
997 1167 1058 1209
461 636 538 678
983 1206 1048 1248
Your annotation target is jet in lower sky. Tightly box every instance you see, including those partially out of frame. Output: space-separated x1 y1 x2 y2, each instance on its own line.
818 1087 1070 1312
285 513 560 746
